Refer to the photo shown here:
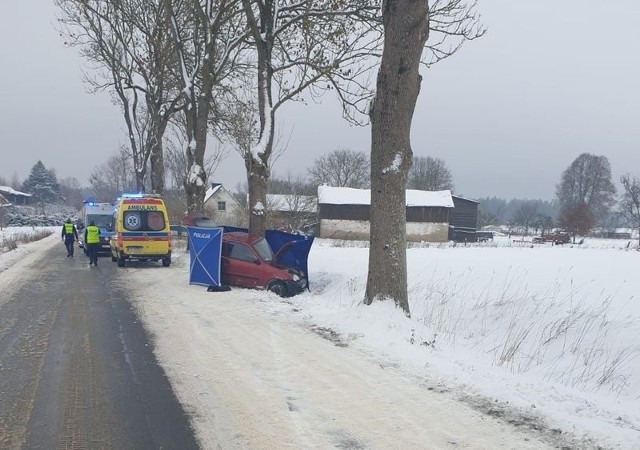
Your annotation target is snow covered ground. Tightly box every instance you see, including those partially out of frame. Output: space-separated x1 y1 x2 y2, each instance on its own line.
0 226 57 273
1 229 639 448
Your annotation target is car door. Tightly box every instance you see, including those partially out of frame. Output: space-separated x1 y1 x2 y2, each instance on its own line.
221 242 263 288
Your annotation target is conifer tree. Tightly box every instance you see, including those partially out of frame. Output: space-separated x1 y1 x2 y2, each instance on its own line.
21 161 60 204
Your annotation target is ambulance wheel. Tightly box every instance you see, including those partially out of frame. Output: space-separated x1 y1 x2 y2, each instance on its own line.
117 257 126 267
111 255 117 262
162 257 171 267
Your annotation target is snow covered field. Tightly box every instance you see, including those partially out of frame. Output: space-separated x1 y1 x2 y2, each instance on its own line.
1 229 639 448
0 226 56 272
304 239 640 445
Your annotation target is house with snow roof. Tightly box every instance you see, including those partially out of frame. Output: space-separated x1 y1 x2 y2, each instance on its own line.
317 186 455 242
202 183 243 226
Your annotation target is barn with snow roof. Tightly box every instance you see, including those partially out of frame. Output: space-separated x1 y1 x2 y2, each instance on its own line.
317 186 454 242
0 185 32 205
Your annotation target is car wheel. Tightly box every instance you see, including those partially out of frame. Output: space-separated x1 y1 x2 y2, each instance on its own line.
162 257 171 267
117 257 126 268
267 281 287 297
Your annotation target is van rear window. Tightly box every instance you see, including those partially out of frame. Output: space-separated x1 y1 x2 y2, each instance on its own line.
124 211 166 231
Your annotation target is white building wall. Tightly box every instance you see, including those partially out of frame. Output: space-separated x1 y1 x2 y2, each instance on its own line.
319 219 370 240
204 190 243 226
406 222 449 242
320 219 449 242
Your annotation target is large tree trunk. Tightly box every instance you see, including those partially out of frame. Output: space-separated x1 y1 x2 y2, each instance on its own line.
149 111 169 194
364 0 429 317
150 143 164 194
134 171 145 192
247 160 269 235
184 94 210 212
244 13 274 237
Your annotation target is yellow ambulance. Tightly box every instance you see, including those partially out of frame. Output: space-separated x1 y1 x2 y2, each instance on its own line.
110 194 172 267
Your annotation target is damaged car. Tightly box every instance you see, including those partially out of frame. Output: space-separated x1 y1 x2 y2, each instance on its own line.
221 231 309 297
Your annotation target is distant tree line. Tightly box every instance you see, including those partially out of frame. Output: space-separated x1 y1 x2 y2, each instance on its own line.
477 153 640 245
477 197 559 234
7 150 640 246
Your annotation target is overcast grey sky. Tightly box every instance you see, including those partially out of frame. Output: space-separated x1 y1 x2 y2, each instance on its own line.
1 0 638 200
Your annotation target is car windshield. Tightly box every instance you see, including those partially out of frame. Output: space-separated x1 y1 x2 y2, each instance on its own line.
252 238 274 263
87 214 113 230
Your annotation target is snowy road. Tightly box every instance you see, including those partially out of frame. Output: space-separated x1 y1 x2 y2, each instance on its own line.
126 256 559 449
0 236 197 449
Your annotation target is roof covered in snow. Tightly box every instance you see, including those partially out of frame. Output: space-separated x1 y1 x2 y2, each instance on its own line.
317 186 454 208
0 185 31 197
203 183 223 204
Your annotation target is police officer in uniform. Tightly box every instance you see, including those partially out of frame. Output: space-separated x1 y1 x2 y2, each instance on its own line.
61 218 79 257
84 220 100 266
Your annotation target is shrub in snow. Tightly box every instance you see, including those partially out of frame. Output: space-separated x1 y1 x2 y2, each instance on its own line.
6 204 78 227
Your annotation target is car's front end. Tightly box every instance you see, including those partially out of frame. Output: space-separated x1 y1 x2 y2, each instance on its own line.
273 265 307 295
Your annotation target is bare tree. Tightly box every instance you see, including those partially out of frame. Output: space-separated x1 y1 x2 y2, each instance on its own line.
57 0 182 193
308 148 370 189
237 0 380 236
557 202 594 243
164 124 226 191
531 214 553 236
59 177 86 208
407 156 454 191
620 174 640 247
268 172 316 196
366 0 484 316
511 201 539 235
478 196 508 226
88 149 137 202
163 132 190 192
167 0 247 213
267 172 317 231
556 153 616 223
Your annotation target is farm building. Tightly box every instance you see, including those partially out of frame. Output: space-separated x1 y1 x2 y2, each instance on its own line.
448 196 480 242
266 194 317 232
0 186 31 205
317 186 454 242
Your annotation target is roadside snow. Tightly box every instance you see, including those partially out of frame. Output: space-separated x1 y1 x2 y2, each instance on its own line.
0 227 57 275
125 238 639 448
126 256 553 449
